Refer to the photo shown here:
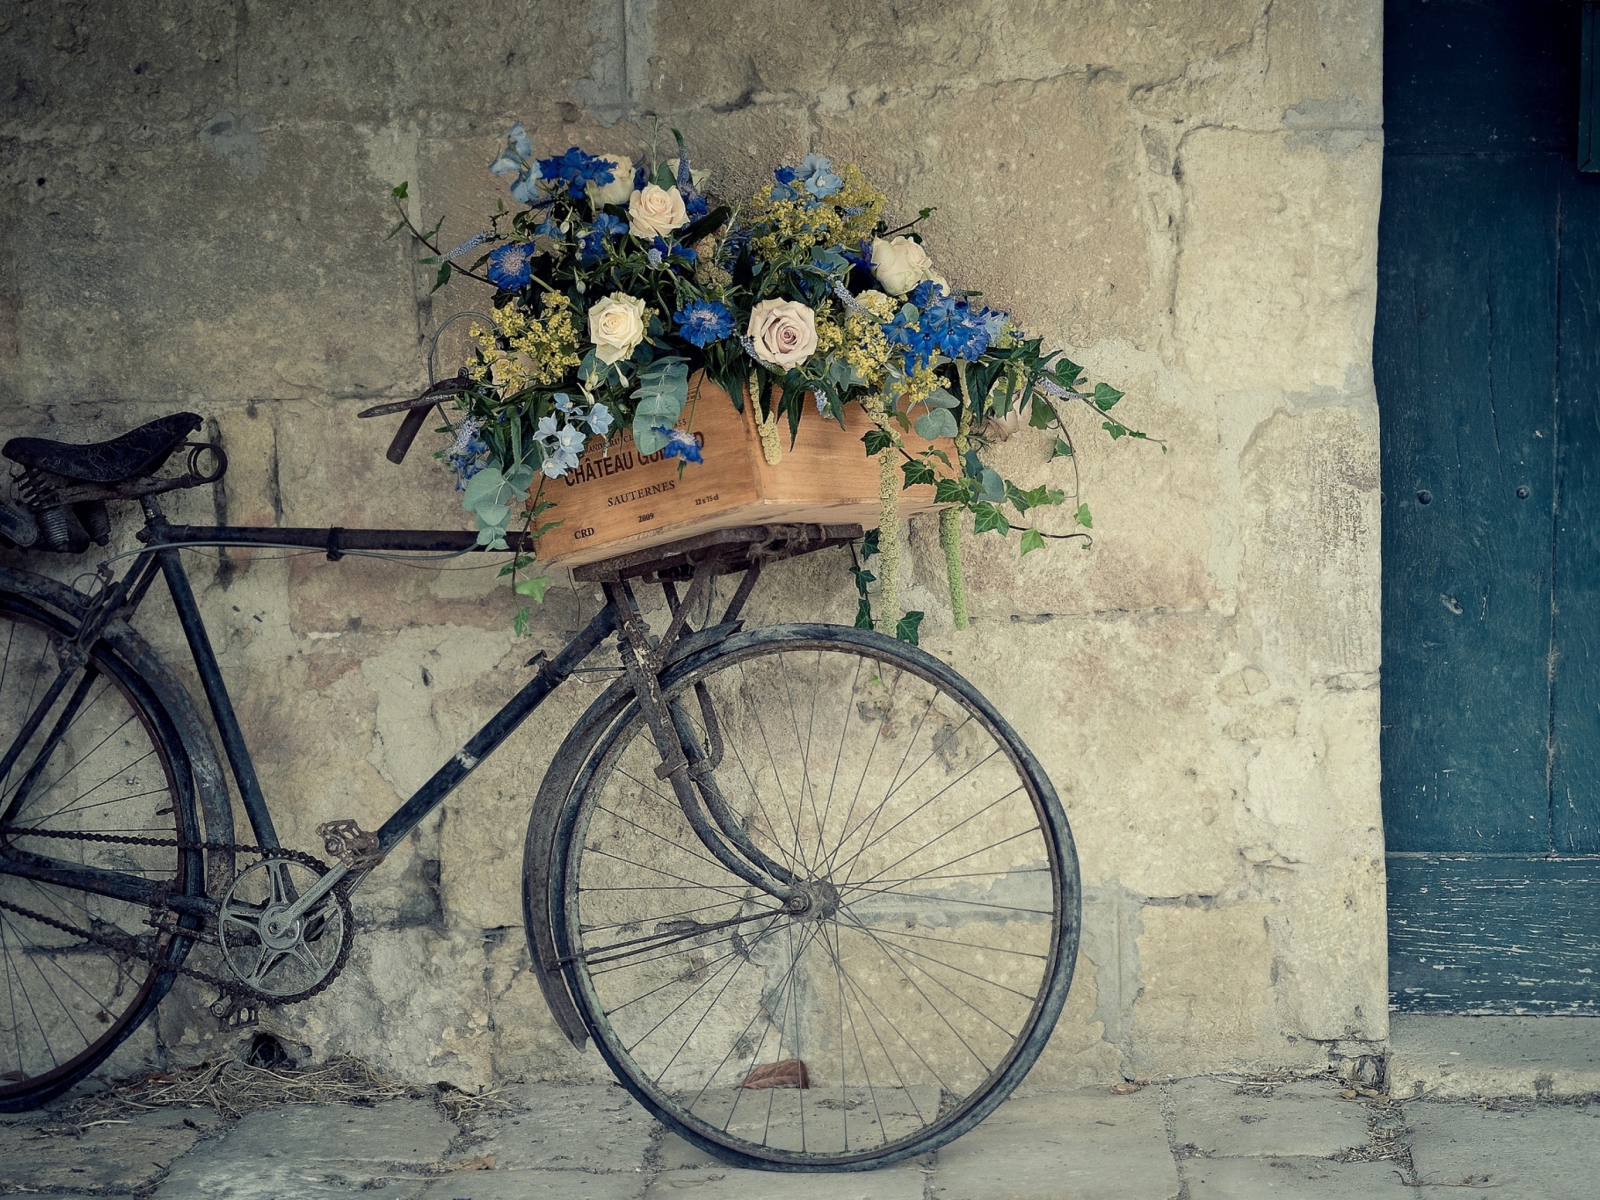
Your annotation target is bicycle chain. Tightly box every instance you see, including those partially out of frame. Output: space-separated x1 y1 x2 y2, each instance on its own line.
0 825 352 1006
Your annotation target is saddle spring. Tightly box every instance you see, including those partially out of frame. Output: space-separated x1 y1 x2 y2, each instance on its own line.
12 466 106 552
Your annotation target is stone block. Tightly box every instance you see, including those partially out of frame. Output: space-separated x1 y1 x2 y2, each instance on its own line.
1168 1076 1368 1157
1175 130 1380 394
647 1165 926 1200
1184 1155 1411 1198
931 1088 1179 1200
1387 1015 1600 1101
420 1171 645 1200
1407 1102 1600 1198
462 1082 654 1172
0 1109 205 1193
208 1099 454 1164
155 1162 430 1200
1131 904 1319 1077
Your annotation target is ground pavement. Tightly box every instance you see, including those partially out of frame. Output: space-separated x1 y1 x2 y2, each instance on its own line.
2 1073 1597 1199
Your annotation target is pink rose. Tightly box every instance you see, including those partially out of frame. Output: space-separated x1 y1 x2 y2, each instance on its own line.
746 299 818 369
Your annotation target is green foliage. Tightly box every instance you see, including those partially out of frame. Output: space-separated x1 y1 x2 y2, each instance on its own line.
514 574 552 601
902 459 936 488
1075 503 1093 529
632 357 690 454
972 502 1009 536
862 428 894 456
1019 528 1046 556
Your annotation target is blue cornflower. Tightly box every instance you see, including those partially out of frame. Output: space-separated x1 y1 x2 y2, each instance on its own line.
592 213 628 237
654 428 704 464
587 403 614 436
489 123 542 204
487 242 535 290
797 153 842 199
883 310 937 371
673 300 733 348
537 146 615 201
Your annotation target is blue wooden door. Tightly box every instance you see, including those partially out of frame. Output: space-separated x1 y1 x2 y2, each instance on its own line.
1380 0 1600 1012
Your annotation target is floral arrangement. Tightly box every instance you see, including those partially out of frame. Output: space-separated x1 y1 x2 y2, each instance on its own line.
389 125 1151 636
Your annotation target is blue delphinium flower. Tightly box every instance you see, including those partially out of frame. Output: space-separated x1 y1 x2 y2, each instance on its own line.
587 403 613 436
883 309 937 371
648 236 696 269
908 278 944 309
770 164 801 202
654 428 704 464
487 242 535 290
685 194 708 218
578 231 608 265
445 416 488 489
553 393 577 415
592 213 628 237
797 152 842 199
921 293 993 361
537 146 615 201
535 414 560 442
489 123 542 204
673 300 733 348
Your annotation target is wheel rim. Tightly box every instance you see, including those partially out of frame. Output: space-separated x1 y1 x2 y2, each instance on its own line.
559 632 1076 1167
0 603 187 1102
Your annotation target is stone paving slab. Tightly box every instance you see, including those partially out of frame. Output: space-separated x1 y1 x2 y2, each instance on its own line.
0 1108 210 1193
1407 1101 1600 1198
1168 1077 1369 1158
154 1161 432 1199
419 1167 647 1199
1184 1156 1413 1197
932 1088 1179 1200
643 1165 926 1199
1389 1014 1600 1100
193 1098 456 1164
460 1081 654 1171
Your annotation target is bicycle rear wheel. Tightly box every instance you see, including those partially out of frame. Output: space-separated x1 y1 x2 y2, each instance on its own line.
550 624 1079 1170
0 590 199 1111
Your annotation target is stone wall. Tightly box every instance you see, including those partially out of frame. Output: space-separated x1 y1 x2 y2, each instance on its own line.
0 0 1385 1087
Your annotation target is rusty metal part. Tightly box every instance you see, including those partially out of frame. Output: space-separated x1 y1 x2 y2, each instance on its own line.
315 819 384 869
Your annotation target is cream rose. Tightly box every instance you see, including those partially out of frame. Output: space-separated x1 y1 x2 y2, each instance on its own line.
870 236 937 296
587 292 648 364
747 299 818 370
586 154 634 209
627 184 689 240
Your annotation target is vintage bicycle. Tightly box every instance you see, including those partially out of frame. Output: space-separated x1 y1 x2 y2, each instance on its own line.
0 406 1080 1171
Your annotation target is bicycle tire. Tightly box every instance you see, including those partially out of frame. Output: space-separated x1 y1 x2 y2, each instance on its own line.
0 589 202 1111
545 623 1080 1171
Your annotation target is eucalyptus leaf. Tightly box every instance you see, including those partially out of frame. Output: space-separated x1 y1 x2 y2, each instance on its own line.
923 387 960 410
914 408 958 440
632 356 690 454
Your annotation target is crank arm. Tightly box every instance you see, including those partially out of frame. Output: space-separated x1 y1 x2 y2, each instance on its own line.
273 860 351 924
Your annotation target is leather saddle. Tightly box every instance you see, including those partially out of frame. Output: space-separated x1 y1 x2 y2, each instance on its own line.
3 412 203 484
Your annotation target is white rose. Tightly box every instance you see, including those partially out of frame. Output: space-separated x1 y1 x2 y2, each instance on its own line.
747 299 818 370
627 184 689 240
588 292 648 364
586 154 635 209
870 235 937 296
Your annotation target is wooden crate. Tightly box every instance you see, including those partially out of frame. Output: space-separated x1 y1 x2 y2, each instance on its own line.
531 375 948 568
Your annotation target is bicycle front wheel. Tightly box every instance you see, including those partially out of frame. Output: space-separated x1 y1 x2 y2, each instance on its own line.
550 624 1080 1170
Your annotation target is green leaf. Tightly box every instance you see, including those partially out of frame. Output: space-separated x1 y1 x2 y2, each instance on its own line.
1053 357 1083 387
862 428 894 456
972 502 1010 536
861 528 881 558
922 387 960 409
902 459 936 488
513 606 532 637
1075 503 1093 529
934 477 973 505
632 357 690 453
978 468 1005 504
392 182 409 199
1051 436 1074 459
431 261 453 293
1019 528 1046 556
654 162 677 190
1102 420 1127 440
1007 482 1065 513
514 574 552 602
1093 382 1124 411
914 408 959 440
1029 396 1054 429
895 611 924 645
855 596 875 631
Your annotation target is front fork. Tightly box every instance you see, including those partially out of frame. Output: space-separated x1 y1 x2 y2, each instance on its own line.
604 573 808 913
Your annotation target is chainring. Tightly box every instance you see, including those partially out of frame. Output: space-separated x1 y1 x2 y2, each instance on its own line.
217 851 353 1004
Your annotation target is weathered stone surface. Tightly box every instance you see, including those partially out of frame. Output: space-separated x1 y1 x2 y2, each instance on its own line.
647 1165 925 1200
1407 1102 1600 1198
0 1108 206 1193
932 1088 1179 1200
462 1082 654 1171
1388 1015 1600 1101
1184 1155 1412 1198
196 1099 455 1164
420 1171 645 1200
155 1161 431 1200
1168 1077 1368 1158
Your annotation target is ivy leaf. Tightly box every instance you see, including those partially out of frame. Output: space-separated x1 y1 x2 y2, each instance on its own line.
1102 420 1127 440
902 459 937 488
514 574 552 602
1075 503 1093 529
1019 528 1046 556
934 477 973 505
862 428 894 456
1054 357 1083 387
632 356 690 454
431 261 453 293
1093 382 1124 411
392 182 409 199
1029 396 1054 429
895 611 924 645
861 528 881 558
513 606 532 637
1051 437 1074 459
855 596 875 630
972 502 1010 535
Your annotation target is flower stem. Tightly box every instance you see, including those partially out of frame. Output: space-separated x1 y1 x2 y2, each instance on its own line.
943 362 975 630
